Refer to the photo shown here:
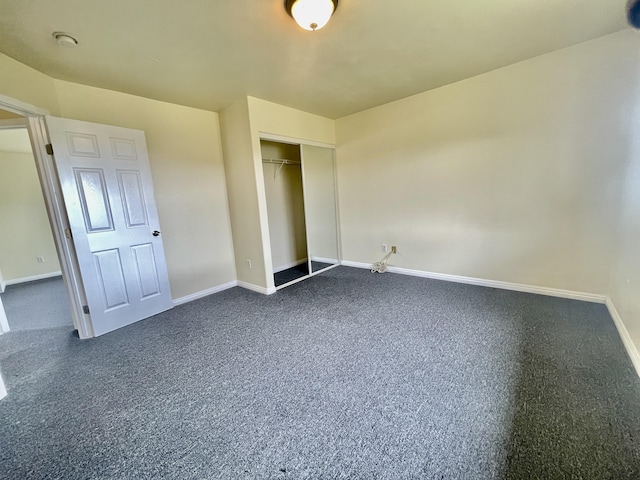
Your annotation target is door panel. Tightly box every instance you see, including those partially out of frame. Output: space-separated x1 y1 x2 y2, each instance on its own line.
47 116 173 336
118 171 148 227
76 169 114 231
300 144 340 273
131 243 161 298
111 138 138 160
94 249 129 309
67 132 100 157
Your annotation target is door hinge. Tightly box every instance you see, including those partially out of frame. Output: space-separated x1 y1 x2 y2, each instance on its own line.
64 228 72 239
83 305 90 315
45 144 54 155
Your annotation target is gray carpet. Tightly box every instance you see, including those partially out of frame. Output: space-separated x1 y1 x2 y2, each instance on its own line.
1 276 73 331
1 267 639 479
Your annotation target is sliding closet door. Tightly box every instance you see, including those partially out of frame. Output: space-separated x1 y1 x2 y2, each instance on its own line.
300 145 340 273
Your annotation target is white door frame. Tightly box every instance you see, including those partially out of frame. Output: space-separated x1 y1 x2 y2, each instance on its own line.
0 370 6 400
258 132 342 287
0 296 9 334
0 94 93 338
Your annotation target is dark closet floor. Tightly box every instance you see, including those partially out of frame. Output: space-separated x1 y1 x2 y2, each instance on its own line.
273 261 336 287
274 263 309 287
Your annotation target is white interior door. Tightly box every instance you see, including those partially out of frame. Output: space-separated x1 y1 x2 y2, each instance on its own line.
46 116 173 336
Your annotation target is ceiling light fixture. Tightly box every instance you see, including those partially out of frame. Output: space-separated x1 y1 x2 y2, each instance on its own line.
52 32 78 47
285 0 338 31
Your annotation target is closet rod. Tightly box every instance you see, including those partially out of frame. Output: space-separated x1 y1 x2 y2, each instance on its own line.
262 158 301 165
263 157 301 179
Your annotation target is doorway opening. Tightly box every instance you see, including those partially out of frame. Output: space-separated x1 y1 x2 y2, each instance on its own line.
0 117 74 332
0 97 90 339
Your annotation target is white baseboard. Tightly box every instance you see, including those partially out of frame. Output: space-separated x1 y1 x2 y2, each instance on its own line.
311 256 340 264
341 260 374 270
340 261 607 304
273 259 307 274
237 281 277 295
173 281 238 306
310 262 340 275
4 271 63 286
0 296 9 335
606 299 640 378
0 372 6 400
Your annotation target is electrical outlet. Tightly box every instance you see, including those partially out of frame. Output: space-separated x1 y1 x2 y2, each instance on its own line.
381 244 388 253
246 259 252 269
36 256 45 263
391 245 397 254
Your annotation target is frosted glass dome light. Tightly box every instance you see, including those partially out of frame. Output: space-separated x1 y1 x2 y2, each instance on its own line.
286 0 338 31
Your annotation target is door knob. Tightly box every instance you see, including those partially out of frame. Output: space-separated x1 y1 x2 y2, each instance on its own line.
152 230 161 237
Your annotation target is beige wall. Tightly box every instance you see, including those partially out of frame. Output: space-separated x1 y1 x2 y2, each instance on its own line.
609 71 640 359
261 141 307 271
221 94 336 289
1 56 236 300
219 98 268 288
53 80 237 299
0 150 61 281
246 96 335 287
247 96 335 145
0 53 60 114
1 55 237 300
336 31 637 296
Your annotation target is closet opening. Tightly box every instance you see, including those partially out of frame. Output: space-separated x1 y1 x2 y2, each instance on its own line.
260 137 341 290
261 140 308 288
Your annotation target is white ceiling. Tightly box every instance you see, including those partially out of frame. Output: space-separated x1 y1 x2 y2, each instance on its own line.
0 0 630 119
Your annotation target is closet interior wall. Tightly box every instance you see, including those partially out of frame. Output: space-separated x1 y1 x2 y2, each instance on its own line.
260 140 307 276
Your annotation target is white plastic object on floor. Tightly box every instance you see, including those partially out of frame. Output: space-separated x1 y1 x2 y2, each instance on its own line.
371 251 393 273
